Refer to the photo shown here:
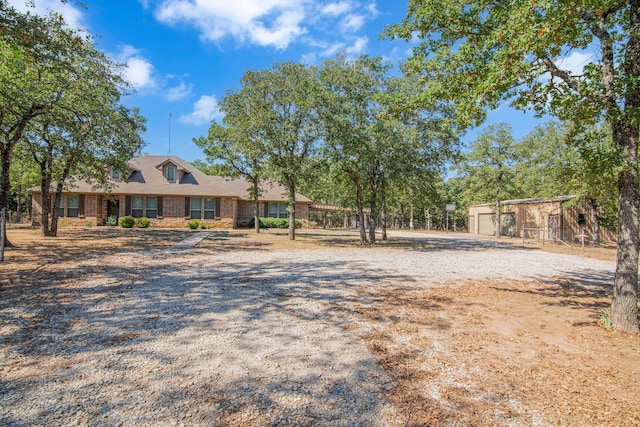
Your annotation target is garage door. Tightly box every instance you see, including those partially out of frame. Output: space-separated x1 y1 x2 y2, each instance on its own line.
478 213 495 235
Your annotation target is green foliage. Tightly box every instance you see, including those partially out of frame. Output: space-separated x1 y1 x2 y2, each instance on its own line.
0 2 146 239
456 123 521 206
135 217 150 228
599 308 612 331
200 222 210 229
105 215 118 226
248 217 301 229
387 0 640 332
188 219 199 229
84 220 94 228
119 216 135 228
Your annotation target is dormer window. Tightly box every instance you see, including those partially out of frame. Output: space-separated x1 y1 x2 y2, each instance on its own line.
111 168 121 180
166 165 175 181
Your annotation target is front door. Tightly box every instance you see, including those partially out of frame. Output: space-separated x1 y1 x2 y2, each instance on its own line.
107 200 119 221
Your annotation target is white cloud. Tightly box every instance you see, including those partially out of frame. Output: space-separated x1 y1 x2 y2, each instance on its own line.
155 0 308 50
7 0 85 29
321 1 352 16
345 36 368 55
114 45 158 90
179 95 222 125
558 51 594 75
166 82 193 101
340 14 365 32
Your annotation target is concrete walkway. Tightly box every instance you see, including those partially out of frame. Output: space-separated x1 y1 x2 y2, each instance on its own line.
165 230 212 252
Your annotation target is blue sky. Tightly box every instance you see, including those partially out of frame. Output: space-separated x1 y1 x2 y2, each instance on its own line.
9 0 559 163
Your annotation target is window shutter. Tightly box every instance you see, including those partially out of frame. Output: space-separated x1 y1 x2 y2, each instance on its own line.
78 195 85 217
157 196 163 217
263 203 268 218
185 197 190 217
125 196 131 215
215 198 221 219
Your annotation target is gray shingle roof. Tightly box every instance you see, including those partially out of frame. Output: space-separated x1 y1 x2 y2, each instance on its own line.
52 155 311 203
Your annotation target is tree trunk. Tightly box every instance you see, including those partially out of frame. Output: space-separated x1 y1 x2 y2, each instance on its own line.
286 179 296 240
410 204 415 230
611 125 640 333
252 179 260 233
609 0 640 333
587 198 600 248
16 184 22 223
354 181 368 245
0 145 14 248
381 179 387 241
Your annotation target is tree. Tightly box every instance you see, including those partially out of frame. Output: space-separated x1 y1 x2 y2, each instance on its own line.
456 123 520 237
514 121 572 198
0 2 86 245
248 62 321 240
198 63 321 239
194 118 267 234
9 11 146 237
386 1 640 333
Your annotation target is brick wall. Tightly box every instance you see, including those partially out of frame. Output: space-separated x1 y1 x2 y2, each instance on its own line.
163 196 186 218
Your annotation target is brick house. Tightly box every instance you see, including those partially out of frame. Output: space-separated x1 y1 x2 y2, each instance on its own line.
30 155 312 228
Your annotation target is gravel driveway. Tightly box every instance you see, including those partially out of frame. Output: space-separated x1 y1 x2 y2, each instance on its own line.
0 231 615 426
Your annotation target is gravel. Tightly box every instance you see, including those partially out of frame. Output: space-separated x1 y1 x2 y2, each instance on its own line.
0 232 614 426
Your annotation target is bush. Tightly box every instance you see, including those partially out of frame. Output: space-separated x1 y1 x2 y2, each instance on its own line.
135 217 150 228
248 217 302 229
188 219 200 229
106 215 118 226
200 222 210 229
119 216 135 228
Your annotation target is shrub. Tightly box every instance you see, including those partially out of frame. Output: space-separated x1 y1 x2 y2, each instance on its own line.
119 216 135 228
248 217 302 229
106 215 118 226
599 308 612 330
200 222 210 229
135 217 150 228
85 220 94 228
188 219 200 229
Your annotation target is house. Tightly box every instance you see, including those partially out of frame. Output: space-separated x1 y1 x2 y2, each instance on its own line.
30 155 312 228
468 196 616 244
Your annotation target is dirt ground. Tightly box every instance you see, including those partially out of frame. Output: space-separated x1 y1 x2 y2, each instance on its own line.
2 226 640 426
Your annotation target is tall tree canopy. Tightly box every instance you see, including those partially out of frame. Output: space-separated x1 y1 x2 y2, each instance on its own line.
386 1 640 332
0 1 146 241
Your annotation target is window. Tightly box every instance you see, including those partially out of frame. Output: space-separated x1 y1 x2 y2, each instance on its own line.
166 165 175 181
53 194 81 217
190 197 202 219
268 202 288 218
67 194 80 217
131 196 144 218
111 168 121 180
146 197 158 219
204 198 215 219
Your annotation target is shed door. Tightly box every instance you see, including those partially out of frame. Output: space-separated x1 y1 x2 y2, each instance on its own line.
478 213 494 235
468 215 476 234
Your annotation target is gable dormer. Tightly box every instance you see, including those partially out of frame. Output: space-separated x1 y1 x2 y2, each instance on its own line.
156 158 190 183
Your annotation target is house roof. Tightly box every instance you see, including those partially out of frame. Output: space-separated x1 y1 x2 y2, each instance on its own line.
36 155 311 203
209 176 312 203
469 195 576 208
